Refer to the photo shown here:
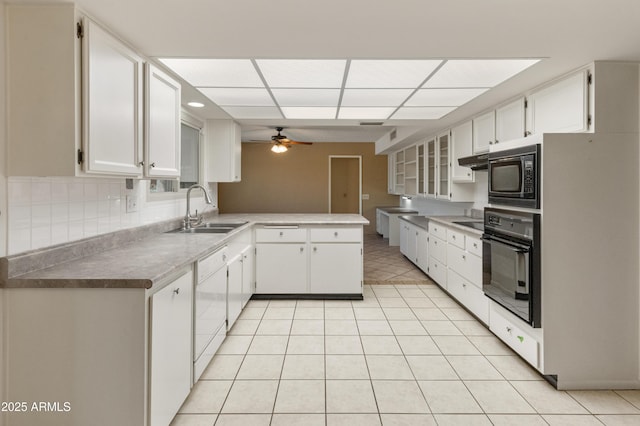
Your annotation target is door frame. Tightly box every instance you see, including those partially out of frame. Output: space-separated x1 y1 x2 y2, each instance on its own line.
328 155 362 215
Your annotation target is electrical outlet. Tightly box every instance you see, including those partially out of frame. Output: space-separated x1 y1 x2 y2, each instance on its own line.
362 194 370 200
126 195 138 213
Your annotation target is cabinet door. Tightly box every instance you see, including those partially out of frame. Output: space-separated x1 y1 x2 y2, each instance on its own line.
310 244 362 294
150 270 193 426
206 119 241 182
399 222 410 257
394 150 405 194
241 246 254 308
436 132 450 199
496 97 525 144
426 139 436 197
256 244 307 293
145 64 181 178
416 228 429 273
451 121 474 183
417 143 426 195
387 154 395 194
473 111 495 153
82 19 143 176
525 71 588 136
407 224 418 265
227 255 243 329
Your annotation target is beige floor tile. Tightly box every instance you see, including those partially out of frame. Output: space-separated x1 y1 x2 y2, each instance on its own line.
290 319 324 335
351 297 381 307
405 298 437 309
421 320 463 336
325 335 363 354
200 355 244 380
236 355 284 380
326 414 381 425
281 354 325 379
452 320 491 336
178 380 233 414
372 380 429 413
247 335 289 354
357 320 394 335
221 380 279 413
373 287 402 297
296 300 325 308
274 380 325 413
617 390 640 409
326 354 370 379
485 355 543 380
227 319 260 335
464 380 535 414
214 414 271 426
432 336 481 355
510 381 588 414
325 319 359 335
406 355 459 380
255 319 292 335
360 335 403 354
446 355 503 380
286 335 324 354
421 287 447 298
216 336 253 355
382 307 417 320
268 300 297 308
377 298 409 308
397 336 442 355
379 414 437 425
294 307 324 320
542 414 604 425
263 307 295 320
271 413 325 426
488 414 548 425
246 300 269 308
596 414 640 425
326 380 378 413
431 298 461 309
239 307 266 320
440 307 475 321
324 300 355 308
467 336 514 356
366 355 414 380
169 414 217 426
432 414 492 425
418 381 483 413
325 307 355 320
568 390 640 414
354 307 387 320
389 320 428 336
412 308 448 321
396 287 427 298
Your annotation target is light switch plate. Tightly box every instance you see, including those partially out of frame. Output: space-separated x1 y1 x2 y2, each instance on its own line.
126 195 138 213
362 194 370 200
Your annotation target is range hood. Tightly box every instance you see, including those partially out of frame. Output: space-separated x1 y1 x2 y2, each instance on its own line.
458 153 488 170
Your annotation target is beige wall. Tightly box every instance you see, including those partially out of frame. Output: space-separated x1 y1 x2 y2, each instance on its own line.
218 142 399 233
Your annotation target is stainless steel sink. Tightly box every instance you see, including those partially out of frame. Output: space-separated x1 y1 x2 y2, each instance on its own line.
167 221 248 234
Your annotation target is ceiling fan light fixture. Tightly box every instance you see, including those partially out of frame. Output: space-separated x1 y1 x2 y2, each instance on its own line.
271 143 288 153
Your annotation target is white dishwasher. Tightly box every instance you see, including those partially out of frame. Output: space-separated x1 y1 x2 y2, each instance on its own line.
193 246 228 382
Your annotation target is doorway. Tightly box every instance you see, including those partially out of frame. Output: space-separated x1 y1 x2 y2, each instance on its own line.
329 156 362 214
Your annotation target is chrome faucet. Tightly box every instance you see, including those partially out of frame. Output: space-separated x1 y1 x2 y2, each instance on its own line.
184 184 213 229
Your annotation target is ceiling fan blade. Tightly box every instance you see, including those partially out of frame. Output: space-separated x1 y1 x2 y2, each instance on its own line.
288 141 313 145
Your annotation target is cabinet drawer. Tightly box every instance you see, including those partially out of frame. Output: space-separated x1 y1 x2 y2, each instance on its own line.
447 269 489 324
428 222 447 240
198 247 228 282
310 227 361 243
466 234 482 257
429 235 447 265
447 229 465 249
428 257 447 288
490 305 540 368
255 227 307 243
447 244 482 287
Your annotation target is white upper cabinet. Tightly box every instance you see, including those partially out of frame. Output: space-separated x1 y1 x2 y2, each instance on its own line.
436 132 450 200
82 19 144 176
451 121 474 183
525 71 589 136
495 97 525 143
472 110 495 154
425 138 437 198
403 146 418 196
144 64 181 178
206 119 242 182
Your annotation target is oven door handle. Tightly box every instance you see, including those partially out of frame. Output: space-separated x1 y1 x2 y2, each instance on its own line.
481 235 530 252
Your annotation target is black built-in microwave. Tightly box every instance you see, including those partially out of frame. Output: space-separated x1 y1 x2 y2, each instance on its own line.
488 144 540 209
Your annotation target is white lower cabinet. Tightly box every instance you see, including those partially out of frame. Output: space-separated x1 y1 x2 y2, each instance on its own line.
447 244 482 287
227 254 243 329
310 243 362 294
150 269 194 426
256 243 307 293
416 227 429 273
447 269 489 324
490 302 540 368
241 245 255 308
428 257 447 288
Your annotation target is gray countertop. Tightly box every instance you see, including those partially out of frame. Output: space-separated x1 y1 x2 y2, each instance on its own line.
2 213 369 290
376 206 419 214
428 216 484 236
399 215 429 230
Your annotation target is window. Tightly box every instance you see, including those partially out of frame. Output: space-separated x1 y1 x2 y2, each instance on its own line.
150 120 201 194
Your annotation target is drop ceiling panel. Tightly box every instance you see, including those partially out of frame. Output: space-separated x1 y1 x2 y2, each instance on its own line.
338 107 397 120
423 59 540 88
159 58 264 87
199 88 275 106
391 106 456 119
405 88 489 106
256 59 347 88
219 106 283 119
345 60 442 88
341 89 414 107
281 107 338 119
271 89 341 106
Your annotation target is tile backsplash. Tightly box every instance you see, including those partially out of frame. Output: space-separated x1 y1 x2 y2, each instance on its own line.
7 177 217 255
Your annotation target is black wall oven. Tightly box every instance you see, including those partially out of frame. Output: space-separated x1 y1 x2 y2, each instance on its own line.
488 144 540 209
482 208 541 328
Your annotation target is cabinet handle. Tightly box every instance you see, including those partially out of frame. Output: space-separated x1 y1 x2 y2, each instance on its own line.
279 231 283 236
452 235 456 240
489 141 493 145
462 283 466 288
150 162 156 168
138 161 144 166
313 247 317 252
173 287 180 295
334 231 338 237
434 241 437 245
495 139 499 144
222 254 227 261
473 243 478 248
300 247 304 253
506 327 512 333
525 131 532 137
462 255 466 260
467 173 471 177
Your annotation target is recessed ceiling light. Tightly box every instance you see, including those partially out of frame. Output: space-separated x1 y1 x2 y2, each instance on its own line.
198 88 274 106
338 107 396 120
271 89 341 107
405 88 489 107
423 59 539 88
346 60 442 88
256 59 346 88
187 101 205 108
341 89 414 107
281 107 337 119
158 58 264 87
391 107 455 119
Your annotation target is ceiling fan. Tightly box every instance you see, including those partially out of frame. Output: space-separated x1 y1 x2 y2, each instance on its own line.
253 127 313 153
